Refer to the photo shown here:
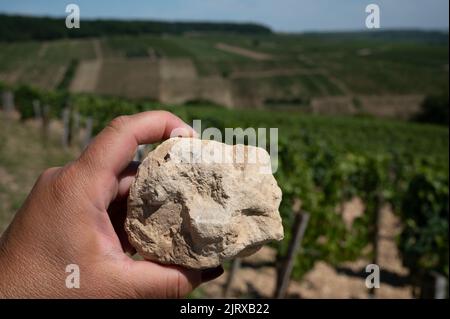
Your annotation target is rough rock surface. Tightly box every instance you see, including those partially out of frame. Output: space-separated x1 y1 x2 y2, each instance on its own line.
125 137 284 269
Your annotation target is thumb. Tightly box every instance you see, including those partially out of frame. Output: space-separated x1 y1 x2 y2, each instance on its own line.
128 260 202 298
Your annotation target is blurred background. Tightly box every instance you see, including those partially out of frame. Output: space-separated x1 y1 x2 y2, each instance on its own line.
0 0 448 299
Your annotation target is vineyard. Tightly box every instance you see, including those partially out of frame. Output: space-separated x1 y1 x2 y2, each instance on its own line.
1 82 448 298
0 29 448 112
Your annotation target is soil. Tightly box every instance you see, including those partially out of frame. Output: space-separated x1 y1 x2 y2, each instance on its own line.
70 39 104 93
70 60 102 93
357 95 424 120
215 43 273 61
158 58 234 107
310 94 423 119
95 58 160 99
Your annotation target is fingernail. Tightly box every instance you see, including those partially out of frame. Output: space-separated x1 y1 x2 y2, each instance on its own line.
201 266 224 282
185 124 199 138
170 125 197 138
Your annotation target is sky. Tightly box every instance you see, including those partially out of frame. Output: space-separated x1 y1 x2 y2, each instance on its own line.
0 0 448 32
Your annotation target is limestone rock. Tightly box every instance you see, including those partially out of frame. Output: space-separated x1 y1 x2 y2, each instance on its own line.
125 137 284 269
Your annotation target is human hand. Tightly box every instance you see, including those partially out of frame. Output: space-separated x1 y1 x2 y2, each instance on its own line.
0 111 223 298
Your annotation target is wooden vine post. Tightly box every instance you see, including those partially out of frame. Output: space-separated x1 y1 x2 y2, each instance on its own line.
32 100 41 120
62 107 71 149
82 117 93 150
369 192 383 298
41 105 50 144
222 258 241 298
274 210 310 299
2 91 14 116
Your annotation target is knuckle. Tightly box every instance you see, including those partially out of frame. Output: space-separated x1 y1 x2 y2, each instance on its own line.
48 163 78 202
154 110 176 121
37 167 61 184
35 166 74 208
155 110 172 117
76 150 95 173
108 115 130 132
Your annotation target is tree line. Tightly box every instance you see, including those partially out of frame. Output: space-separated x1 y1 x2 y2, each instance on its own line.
0 14 272 42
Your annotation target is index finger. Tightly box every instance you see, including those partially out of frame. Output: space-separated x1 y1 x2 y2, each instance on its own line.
78 111 193 177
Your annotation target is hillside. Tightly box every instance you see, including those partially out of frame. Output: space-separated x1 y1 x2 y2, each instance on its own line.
0 28 447 117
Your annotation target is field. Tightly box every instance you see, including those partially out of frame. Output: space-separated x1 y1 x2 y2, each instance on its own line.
0 31 448 114
0 39 95 89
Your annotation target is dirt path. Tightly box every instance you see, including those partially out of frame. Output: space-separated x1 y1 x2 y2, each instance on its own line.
95 58 160 99
377 205 409 277
325 73 351 95
158 58 198 104
69 38 104 93
38 42 48 58
92 39 103 60
70 60 102 93
0 69 23 84
51 65 68 89
159 58 197 80
216 43 273 61
230 68 323 79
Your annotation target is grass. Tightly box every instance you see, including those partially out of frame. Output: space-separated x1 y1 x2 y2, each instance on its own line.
41 39 96 63
0 42 41 72
0 113 76 233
